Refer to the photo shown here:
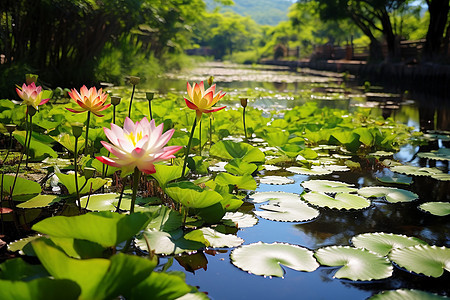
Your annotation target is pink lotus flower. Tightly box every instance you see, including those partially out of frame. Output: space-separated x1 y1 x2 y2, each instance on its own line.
184 81 226 118
96 117 182 174
15 82 50 109
66 85 111 117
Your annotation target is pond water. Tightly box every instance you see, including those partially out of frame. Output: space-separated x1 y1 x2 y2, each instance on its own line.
143 62 450 299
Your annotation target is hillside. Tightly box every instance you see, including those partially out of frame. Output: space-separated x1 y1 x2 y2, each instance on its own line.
206 0 294 26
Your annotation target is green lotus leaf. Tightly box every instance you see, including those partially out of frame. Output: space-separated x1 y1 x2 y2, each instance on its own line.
142 205 183 231
1 174 41 196
55 172 108 195
352 232 428 256
302 192 370 210
419 202 450 216
136 229 204 255
369 289 449 300
389 245 450 277
80 193 132 211
210 140 265 163
126 272 192 300
7 235 40 256
390 166 447 179
417 148 450 161
222 212 258 228
357 187 418 203
224 158 258 175
286 166 332 176
259 175 294 185
150 165 183 188
248 191 301 204
16 194 62 208
215 172 257 190
185 227 244 248
0 258 48 281
301 180 357 193
32 211 149 248
255 195 320 222
187 156 209 175
376 175 413 185
13 131 57 160
231 242 319 277
263 131 289 147
165 182 223 209
0 278 81 300
314 246 393 281
52 133 84 154
47 237 106 259
32 238 156 300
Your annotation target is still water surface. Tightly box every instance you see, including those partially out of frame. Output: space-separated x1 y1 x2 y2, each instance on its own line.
147 62 449 300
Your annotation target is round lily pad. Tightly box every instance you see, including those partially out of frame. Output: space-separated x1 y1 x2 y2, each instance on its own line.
286 166 332 176
369 289 449 300
419 202 450 216
222 212 258 228
417 148 450 161
391 166 450 181
314 246 393 281
357 187 418 203
259 176 295 185
376 175 413 185
248 191 300 204
389 245 450 277
302 192 370 210
301 180 357 193
199 227 244 248
255 198 320 222
231 242 319 277
351 232 428 256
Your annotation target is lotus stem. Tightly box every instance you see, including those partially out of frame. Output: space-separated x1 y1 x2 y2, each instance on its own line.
3 126 15 163
146 92 154 120
199 118 202 154
130 167 141 213
209 117 212 148
25 112 33 168
243 106 247 140
116 181 126 213
128 84 136 118
9 110 29 198
74 136 81 211
84 111 91 156
182 116 198 177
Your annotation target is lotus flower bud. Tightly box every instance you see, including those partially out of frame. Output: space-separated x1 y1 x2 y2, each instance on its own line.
129 76 140 85
146 92 154 102
111 96 121 106
6 124 16 134
207 76 214 87
72 122 84 138
26 74 38 85
240 98 248 108
84 167 95 179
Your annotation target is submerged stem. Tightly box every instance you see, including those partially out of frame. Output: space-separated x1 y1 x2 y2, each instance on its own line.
182 115 198 178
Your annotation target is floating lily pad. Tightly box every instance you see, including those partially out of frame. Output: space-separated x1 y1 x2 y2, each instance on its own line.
7 235 40 256
259 176 294 185
302 192 370 210
352 233 428 256
357 187 418 203
417 148 450 161
419 202 450 216
389 245 450 277
16 195 62 208
369 151 394 157
262 164 281 171
391 166 450 181
314 246 393 281
222 212 258 228
136 229 204 255
324 165 350 172
301 180 357 193
231 242 319 277
186 227 244 248
255 195 320 222
369 289 449 300
248 191 301 204
80 193 132 211
286 166 332 176
376 175 413 185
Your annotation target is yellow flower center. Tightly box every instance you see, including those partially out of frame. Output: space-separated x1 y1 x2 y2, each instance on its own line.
125 131 143 147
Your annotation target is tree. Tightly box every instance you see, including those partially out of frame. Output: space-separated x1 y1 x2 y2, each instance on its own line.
423 0 450 61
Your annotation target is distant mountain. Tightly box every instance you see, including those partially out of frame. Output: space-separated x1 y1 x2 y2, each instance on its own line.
205 0 294 26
